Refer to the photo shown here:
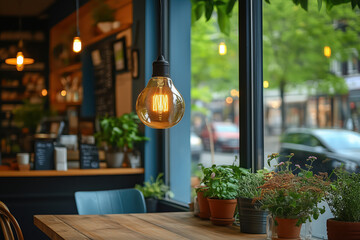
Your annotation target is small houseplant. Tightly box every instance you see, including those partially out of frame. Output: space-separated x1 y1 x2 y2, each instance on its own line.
202 164 239 226
92 0 116 33
195 164 212 219
256 153 329 239
237 169 268 234
135 173 173 212
326 168 360 240
95 112 148 168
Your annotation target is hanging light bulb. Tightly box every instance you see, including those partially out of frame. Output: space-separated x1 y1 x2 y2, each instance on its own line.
219 42 227 55
5 41 34 71
73 0 82 53
73 36 82 53
136 0 185 129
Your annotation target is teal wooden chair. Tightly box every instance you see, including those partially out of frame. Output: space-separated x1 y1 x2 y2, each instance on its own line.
74 189 147 215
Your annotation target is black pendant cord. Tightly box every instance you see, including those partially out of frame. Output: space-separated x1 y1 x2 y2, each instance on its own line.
152 0 169 77
18 0 23 50
158 0 163 57
76 0 80 36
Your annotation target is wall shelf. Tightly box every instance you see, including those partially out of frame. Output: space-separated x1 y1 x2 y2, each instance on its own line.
83 24 132 47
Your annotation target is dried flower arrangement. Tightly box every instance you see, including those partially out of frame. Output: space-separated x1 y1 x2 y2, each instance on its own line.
255 153 330 226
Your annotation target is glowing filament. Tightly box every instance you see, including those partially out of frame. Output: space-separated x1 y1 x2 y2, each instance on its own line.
73 37 82 53
153 94 168 113
17 52 24 65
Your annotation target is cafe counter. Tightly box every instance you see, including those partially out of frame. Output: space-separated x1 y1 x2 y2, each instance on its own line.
0 167 145 239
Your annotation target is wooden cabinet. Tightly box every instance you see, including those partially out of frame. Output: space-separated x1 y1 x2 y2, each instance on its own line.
49 0 133 113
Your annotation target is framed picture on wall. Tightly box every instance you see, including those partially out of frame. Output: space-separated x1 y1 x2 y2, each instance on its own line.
113 37 128 73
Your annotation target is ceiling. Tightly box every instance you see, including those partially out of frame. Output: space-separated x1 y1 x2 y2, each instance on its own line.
0 0 55 17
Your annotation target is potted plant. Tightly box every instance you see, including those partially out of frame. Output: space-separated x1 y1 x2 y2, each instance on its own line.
203 164 238 226
91 0 117 34
195 164 212 220
237 169 268 234
135 173 174 212
95 112 148 168
326 168 360 240
256 153 329 239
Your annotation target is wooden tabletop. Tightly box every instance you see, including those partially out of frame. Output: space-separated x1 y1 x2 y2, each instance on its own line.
34 212 265 240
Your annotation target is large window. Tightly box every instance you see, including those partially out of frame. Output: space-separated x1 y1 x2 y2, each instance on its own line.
263 1 360 237
190 3 239 192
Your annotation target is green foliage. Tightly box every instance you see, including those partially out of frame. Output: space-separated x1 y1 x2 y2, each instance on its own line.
92 0 115 24
95 113 148 151
326 168 360 222
192 0 359 35
258 154 329 226
135 173 174 200
238 169 268 199
198 163 243 199
13 101 46 133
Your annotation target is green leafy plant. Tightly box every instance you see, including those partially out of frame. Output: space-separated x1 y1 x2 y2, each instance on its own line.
92 0 115 24
13 101 45 133
198 164 239 199
256 153 329 226
191 0 360 36
95 112 148 151
326 168 360 222
135 173 174 199
238 169 267 199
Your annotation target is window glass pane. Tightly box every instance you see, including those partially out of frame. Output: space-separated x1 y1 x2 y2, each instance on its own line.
263 2 360 238
190 3 239 189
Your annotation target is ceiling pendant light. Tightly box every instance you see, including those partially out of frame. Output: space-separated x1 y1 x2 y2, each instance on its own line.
73 0 82 53
136 0 185 129
5 10 34 71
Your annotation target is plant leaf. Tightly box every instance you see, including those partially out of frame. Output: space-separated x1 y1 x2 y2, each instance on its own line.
317 0 322 11
216 5 230 36
205 0 214 21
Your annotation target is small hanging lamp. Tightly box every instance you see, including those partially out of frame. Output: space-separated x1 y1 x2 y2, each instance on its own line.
136 0 185 129
5 13 34 71
219 42 227 55
72 0 82 53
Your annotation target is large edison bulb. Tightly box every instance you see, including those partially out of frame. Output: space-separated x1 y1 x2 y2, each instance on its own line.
136 76 185 129
73 37 82 53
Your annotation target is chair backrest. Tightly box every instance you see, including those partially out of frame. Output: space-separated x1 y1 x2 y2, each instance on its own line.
75 188 147 215
0 201 24 240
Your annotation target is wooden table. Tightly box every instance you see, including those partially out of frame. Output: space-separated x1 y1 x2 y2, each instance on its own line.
34 212 266 240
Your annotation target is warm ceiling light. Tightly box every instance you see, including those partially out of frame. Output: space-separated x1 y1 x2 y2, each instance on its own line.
41 89 48 97
5 51 34 72
324 46 331 58
60 90 67 97
73 0 82 53
73 37 82 53
136 0 185 129
219 42 227 55
264 80 269 88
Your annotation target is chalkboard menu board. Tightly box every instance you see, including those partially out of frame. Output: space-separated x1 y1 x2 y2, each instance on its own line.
91 41 116 117
79 144 99 169
34 141 54 170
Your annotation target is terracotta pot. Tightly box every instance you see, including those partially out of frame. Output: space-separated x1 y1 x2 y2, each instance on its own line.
327 218 360 240
196 191 210 219
208 198 237 226
275 217 302 239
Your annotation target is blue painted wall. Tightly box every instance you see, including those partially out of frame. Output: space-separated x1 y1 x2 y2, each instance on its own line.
169 0 191 203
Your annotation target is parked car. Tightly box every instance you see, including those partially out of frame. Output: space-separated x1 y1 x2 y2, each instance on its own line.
279 128 360 175
200 122 239 152
191 132 203 162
